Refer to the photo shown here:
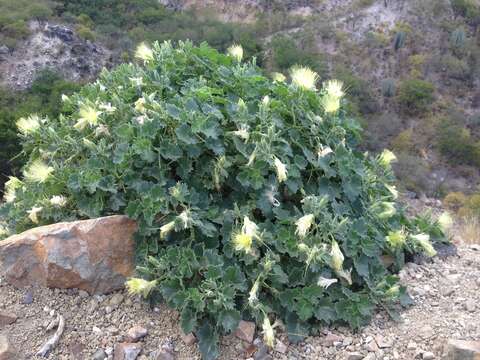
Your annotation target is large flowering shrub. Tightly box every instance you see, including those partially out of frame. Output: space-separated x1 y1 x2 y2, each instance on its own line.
0 41 448 359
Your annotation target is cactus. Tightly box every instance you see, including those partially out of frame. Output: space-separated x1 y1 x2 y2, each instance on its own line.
393 31 406 51
451 28 466 49
381 78 396 97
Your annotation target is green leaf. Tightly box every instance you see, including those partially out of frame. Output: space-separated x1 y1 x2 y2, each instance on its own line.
197 322 219 360
218 309 240 333
181 307 197 334
285 312 309 344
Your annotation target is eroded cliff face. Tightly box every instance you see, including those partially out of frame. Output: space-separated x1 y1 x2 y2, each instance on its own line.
0 21 111 90
158 0 320 22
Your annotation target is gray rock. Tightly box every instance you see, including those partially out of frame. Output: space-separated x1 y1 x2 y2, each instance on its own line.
0 311 17 328
235 320 256 343
180 332 196 346
126 325 148 342
464 300 476 313
93 349 107 360
0 45 9 55
346 352 364 360
22 290 33 304
422 351 435 359
445 340 480 360
0 335 17 359
274 340 288 354
113 343 142 360
0 216 137 294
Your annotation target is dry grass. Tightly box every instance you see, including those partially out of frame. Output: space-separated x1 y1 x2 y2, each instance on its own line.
457 216 480 244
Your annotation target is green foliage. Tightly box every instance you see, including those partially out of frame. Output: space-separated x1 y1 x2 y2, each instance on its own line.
451 0 480 26
393 31 406 51
381 79 396 98
0 42 447 359
0 0 53 47
397 79 435 115
451 27 467 49
436 115 480 167
270 35 327 76
0 70 80 188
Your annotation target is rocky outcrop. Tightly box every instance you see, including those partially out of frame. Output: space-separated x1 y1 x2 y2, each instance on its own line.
0 21 111 90
0 216 137 294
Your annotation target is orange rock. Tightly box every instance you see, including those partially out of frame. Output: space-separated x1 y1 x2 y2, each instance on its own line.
0 216 137 294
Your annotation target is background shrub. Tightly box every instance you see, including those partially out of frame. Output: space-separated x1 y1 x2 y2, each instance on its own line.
0 42 447 359
397 78 435 115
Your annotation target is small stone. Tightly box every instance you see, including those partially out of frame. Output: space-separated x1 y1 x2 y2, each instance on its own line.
343 337 353 347
0 311 17 327
155 350 175 360
109 293 125 307
274 340 287 354
422 352 435 360
364 353 376 360
92 349 107 360
407 341 417 350
376 335 392 348
235 321 256 343
0 335 17 359
254 344 271 360
464 300 476 313
180 332 196 346
441 287 454 297
321 333 343 347
93 326 103 334
79 290 89 299
365 340 379 352
114 343 142 360
22 290 33 304
126 325 148 342
445 340 480 360
346 352 364 360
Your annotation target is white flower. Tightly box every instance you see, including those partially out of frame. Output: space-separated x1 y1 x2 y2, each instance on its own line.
411 233 437 257
61 94 69 102
386 184 399 199
330 240 344 272
386 230 406 249
376 202 396 219
438 212 453 232
3 177 22 203
379 150 397 167
290 66 318 91
237 98 246 111
75 105 101 130
242 216 259 239
272 72 286 83
336 268 352 285
16 115 41 135
99 103 117 113
295 214 315 238
227 44 243 62
324 80 345 98
273 157 287 183
262 95 270 106
126 278 157 298
49 195 67 207
27 206 43 224
262 317 277 348
130 77 144 87
321 94 341 113
135 97 146 113
160 221 175 239
24 160 53 183
135 42 154 62
318 145 333 158
298 243 310 253
232 233 253 253
136 115 147 125
232 128 249 140
248 277 260 306
177 210 191 230
317 276 338 289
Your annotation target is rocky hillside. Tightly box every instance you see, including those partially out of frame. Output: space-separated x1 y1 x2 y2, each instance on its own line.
0 21 111 90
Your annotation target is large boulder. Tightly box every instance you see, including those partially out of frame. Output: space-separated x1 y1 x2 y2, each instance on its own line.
0 216 137 294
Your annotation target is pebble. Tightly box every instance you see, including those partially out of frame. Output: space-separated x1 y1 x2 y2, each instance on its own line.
125 325 148 342
235 320 256 343
181 332 196 346
22 290 33 304
465 300 476 312
422 351 435 359
346 351 364 360
92 349 107 360
274 340 288 354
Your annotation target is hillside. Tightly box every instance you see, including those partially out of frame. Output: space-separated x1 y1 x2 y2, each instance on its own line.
0 0 479 218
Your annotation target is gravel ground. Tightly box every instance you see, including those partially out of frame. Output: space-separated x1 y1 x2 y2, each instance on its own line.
0 243 479 360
